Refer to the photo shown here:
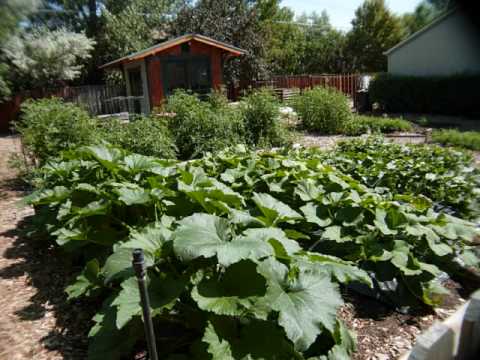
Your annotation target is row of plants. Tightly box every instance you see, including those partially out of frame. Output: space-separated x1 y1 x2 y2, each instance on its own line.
27 139 480 359
291 87 413 135
14 89 290 168
432 129 480 151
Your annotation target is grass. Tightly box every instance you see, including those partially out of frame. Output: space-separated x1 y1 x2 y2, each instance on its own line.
432 129 480 151
342 115 413 136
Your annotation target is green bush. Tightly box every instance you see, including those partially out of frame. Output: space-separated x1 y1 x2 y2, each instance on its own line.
15 97 96 165
97 116 176 159
370 73 480 116
292 87 351 134
432 129 480 151
343 115 413 136
240 88 290 147
164 90 245 159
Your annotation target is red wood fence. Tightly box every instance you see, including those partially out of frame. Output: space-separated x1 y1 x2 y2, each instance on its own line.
232 74 362 106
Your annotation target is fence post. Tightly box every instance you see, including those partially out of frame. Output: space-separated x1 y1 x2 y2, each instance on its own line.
132 249 159 360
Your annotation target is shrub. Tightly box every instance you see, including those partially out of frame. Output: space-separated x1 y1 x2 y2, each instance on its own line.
240 88 290 147
343 115 413 136
164 90 245 159
15 97 96 165
432 129 480 151
97 116 176 158
369 73 480 116
292 86 351 134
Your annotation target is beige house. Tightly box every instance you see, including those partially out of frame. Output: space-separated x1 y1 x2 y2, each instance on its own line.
385 8 480 76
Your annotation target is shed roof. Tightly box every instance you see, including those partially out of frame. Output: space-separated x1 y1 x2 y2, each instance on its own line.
100 34 247 69
384 8 457 56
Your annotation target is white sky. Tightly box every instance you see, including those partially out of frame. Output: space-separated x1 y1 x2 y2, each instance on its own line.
281 0 423 30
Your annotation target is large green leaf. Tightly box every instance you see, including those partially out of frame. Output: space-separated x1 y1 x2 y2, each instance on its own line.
174 214 289 266
253 193 302 225
102 248 153 283
257 258 343 351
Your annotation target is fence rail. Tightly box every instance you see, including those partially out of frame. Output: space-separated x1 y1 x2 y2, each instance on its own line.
234 74 362 105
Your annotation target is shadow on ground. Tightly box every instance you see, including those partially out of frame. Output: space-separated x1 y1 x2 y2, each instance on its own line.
0 213 94 359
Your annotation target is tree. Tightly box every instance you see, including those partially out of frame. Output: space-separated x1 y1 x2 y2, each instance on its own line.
0 0 40 99
103 0 186 60
401 0 454 37
263 7 306 75
171 0 276 83
300 11 347 74
345 0 404 72
4 27 95 90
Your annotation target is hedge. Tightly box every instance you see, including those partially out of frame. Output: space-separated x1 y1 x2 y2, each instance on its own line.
369 73 480 116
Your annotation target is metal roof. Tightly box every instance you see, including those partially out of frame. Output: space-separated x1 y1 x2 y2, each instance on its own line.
384 8 457 56
100 34 247 69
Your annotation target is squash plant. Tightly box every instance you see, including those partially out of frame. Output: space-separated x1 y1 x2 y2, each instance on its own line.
28 143 480 359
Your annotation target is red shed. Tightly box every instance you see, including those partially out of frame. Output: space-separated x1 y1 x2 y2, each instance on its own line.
100 34 246 113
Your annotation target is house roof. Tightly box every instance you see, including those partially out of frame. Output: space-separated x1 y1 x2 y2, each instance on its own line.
100 34 247 69
384 8 457 56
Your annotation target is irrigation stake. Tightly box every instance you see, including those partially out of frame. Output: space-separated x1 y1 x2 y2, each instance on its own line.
132 249 159 360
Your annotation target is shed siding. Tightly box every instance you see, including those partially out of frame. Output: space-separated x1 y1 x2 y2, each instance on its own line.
145 39 224 109
388 11 480 76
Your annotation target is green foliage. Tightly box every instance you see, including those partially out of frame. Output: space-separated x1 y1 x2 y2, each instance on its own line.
97 116 177 159
240 88 290 147
103 0 184 59
400 1 441 36
4 27 95 89
328 137 480 219
15 98 96 165
164 90 245 159
345 0 404 72
292 87 351 134
369 73 480 116
432 129 480 151
27 140 480 359
343 116 413 136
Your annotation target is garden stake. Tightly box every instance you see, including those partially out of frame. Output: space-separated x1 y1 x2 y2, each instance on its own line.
132 249 159 360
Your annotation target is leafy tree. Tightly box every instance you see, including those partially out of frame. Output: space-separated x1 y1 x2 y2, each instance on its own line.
345 0 404 72
300 11 347 74
103 0 186 59
172 0 277 83
401 0 454 37
0 0 39 99
4 27 95 89
263 7 306 75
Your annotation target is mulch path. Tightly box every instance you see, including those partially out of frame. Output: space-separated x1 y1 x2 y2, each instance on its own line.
0 134 476 360
0 135 90 359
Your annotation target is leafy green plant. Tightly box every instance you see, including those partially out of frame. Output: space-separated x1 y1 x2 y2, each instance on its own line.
292 87 351 134
343 115 412 136
432 129 480 151
28 141 479 359
97 116 177 159
240 88 290 147
327 137 480 219
15 97 96 165
164 90 245 160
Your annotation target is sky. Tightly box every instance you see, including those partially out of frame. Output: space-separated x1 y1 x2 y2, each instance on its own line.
281 0 423 30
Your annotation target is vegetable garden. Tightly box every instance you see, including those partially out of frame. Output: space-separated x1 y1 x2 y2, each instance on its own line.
26 137 480 359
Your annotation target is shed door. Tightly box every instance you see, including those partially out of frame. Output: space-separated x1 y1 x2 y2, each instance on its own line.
163 57 212 97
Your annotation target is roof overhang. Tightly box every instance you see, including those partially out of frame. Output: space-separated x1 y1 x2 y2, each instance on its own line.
100 34 247 69
384 8 457 56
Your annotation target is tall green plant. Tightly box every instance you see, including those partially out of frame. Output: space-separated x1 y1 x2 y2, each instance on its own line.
293 87 351 134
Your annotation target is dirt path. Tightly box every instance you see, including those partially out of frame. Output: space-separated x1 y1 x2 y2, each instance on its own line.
0 135 88 359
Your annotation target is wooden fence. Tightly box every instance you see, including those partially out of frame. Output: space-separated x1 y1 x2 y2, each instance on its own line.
233 74 362 106
0 85 128 133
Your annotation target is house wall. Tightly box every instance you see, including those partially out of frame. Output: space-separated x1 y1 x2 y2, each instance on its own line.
146 40 224 109
388 11 480 76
